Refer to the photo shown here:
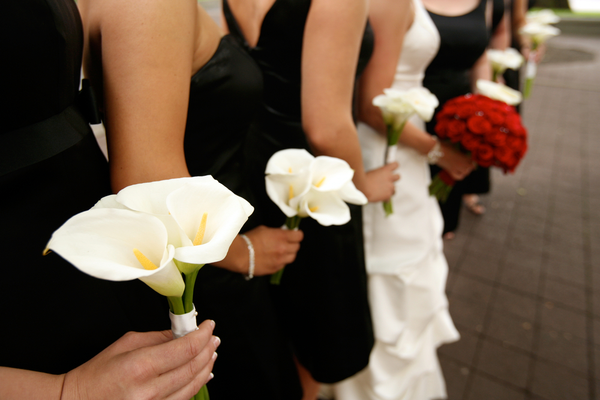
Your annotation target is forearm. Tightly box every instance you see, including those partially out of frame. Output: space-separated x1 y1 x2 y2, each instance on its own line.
397 122 437 155
471 52 492 91
0 367 65 400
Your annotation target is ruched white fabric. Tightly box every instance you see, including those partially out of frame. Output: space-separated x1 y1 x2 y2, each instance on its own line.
333 1 459 399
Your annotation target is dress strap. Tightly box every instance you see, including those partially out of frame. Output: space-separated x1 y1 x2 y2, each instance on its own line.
222 0 251 50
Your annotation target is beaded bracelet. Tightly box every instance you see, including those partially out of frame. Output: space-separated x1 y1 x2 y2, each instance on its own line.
427 136 444 165
240 234 255 280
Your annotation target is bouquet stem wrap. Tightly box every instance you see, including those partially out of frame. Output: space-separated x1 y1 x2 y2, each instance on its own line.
523 50 538 99
383 122 406 216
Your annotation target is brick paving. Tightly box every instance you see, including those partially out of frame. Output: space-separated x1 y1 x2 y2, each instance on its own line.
439 33 600 400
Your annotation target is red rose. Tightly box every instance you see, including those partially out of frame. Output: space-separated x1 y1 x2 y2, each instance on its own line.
486 111 505 125
505 113 524 133
487 130 508 147
467 115 492 135
435 118 450 139
474 143 494 167
461 133 482 152
506 136 526 151
456 104 479 119
437 106 457 119
493 146 514 167
504 153 521 173
446 119 467 142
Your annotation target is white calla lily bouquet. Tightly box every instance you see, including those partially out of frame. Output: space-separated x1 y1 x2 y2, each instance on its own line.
520 9 561 98
372 87 439 215
486 48 524 82
45 176 253 400
265 149 367 284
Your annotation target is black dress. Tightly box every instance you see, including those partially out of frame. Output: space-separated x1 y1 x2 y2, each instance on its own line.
185 36 302 400
424 0 491 234
1 0 169 374
223 0 375 384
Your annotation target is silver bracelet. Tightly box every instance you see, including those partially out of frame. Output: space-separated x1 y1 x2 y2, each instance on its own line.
240 234 255 280
427 137 444 165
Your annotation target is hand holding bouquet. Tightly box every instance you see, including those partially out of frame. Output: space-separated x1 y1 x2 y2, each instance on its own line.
429 84 527 202
372 87 438 215
45 176 254 400
265 149 367 284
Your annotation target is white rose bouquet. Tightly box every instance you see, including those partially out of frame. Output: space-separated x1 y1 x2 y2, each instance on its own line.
520 9 561 98
45 176 253 400
265 149 367 284
372 87 439 215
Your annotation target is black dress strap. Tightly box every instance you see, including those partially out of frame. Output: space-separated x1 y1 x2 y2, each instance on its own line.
222 0 251 50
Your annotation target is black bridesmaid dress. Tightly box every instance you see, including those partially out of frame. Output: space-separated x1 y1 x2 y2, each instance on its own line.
1 0 169 374
424 0 491 234
223 0 375 384
185 35 303 400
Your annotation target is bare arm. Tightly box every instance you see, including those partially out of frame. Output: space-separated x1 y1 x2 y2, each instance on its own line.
301 0 399 203
489 8 511 50
0 320 218 400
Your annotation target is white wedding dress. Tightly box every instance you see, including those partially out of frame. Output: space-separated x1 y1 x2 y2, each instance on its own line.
333 1 459 399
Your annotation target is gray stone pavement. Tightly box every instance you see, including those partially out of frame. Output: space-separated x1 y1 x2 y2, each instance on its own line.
439 33 600 400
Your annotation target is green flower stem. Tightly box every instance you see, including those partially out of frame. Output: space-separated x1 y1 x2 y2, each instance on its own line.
167 296 185 315
383 200 393 217
183 267 202 314
382 121 406 217
492 70 498 82
523 77 534 99
196 384 210 400
271 216 302 284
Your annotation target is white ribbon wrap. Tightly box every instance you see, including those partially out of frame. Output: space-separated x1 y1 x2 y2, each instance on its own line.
169 305 199 339
385 145 398 165
526 60 537 79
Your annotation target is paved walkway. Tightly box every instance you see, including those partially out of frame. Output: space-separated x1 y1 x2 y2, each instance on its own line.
439 33 600 400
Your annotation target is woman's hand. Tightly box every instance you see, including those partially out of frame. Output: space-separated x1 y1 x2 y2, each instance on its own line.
213 226 303 276
361 162 400 203
436 142 475 181
61 320 219 400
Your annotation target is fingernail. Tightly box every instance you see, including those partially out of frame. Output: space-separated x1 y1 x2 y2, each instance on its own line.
207 372 214 383
212 351 218 361
209 320 216 329
212 336 221 347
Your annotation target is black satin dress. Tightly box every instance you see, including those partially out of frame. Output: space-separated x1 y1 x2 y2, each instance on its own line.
424 0 491 234
186 36 302 400
223 0 375 384
1 0 169 374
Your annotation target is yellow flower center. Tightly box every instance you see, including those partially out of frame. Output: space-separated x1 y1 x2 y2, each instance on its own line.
133 248 158 270
309 206 319 212
288 167 293 173
193 213 208 246
315 177 326 188
289 184 294 201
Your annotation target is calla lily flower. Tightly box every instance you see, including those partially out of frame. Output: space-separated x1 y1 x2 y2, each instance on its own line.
526 9 560 25
476 80 523 106
167 181 254 268
296 188 352 226
519 22 561 47
308 156 355 192
487 48 524 77
45 208 185 297
265 149 314 217
112 176 253 271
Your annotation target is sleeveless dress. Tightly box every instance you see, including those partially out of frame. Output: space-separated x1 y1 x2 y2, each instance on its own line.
1 0 171 374
333 1 459 398
423 0 491 234
223 0 376 383
185 35 303 400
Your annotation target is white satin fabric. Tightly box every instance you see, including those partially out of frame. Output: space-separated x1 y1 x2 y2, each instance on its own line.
334 1 459 399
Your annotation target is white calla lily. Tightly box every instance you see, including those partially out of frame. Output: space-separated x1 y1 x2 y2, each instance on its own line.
309 156 355 192
487 48 525 75
390 87 439 122
45 208 185 297
166 181 253 268
265 149 314 217
115 176 218 248
526 9 560 25
476 80 523 106
338 181 368 205
296 188 351 226
519 22 560 46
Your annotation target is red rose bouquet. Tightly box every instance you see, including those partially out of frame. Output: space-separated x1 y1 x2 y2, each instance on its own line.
429 93 528 202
